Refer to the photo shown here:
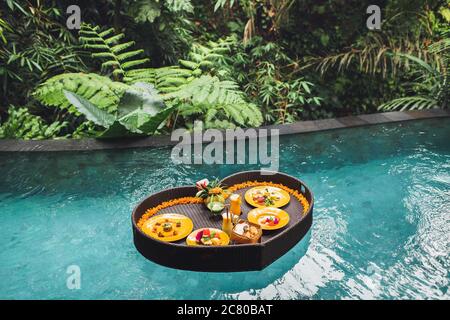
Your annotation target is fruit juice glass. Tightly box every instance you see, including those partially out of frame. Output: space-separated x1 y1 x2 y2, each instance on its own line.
229 193 242 216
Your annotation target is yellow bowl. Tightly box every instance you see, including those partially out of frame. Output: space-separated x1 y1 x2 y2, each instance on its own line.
247 207 290 230
141 213 193 242
244 186 290 208
186 228 230 246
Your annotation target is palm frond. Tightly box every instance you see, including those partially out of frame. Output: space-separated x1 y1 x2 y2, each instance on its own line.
378 96 438 111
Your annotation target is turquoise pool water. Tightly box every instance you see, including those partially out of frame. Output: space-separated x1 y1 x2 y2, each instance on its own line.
0 118 449 300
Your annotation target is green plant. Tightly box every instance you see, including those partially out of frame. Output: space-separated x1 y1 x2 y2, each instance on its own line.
80 25 263 129
166 75 263 128
125 0 194 65
377 23 449 111
125 66 195 93
179 38 234 74
129 0 194 23
63 82 175 137
195 36 322 123
33 73 129 114
79 24 195 93
0 17 11 44
0 107 67 140
0 1 85 107
302 31 439 79
299 5 446 77
213 0 295 42
378 45 448 111
79 23 150 81
4 1 447 140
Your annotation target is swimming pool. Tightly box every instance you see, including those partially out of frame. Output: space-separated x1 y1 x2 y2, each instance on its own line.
0 118 449 299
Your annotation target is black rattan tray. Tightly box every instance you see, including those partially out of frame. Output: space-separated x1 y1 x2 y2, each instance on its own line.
131 171 314 272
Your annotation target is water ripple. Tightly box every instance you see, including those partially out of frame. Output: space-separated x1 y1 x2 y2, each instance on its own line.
0 118 449 299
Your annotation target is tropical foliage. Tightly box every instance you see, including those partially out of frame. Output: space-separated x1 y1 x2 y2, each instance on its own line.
0 0 448 139
63 82 174 137
379 31 449 111
0 107 67 140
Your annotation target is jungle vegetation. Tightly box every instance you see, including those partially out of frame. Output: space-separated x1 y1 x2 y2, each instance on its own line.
0 0 448 139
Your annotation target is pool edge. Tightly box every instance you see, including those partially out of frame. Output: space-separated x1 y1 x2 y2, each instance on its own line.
0 109 449 152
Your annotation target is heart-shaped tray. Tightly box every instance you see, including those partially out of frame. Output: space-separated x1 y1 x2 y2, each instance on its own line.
131 171 313 272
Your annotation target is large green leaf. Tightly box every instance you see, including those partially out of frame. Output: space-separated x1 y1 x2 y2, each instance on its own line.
119 104 177 134
117 82 164 118
64 84 174 136
99 121 133 138
119 109 151 133
63 90 116 128
394 53 438 77
137 104 178 133
116 82 170 134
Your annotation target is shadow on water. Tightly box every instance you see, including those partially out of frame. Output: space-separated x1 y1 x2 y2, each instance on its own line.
137 231 312 297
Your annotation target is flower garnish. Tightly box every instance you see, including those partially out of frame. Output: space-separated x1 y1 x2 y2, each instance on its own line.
196 179 209 190
209 187 223 195
195 178 226 199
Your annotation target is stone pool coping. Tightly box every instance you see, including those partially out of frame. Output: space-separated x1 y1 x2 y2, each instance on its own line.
0 109 449 152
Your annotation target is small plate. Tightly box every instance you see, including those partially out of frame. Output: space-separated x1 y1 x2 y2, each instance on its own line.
244 186 290 208
247 207 290 230
141 213 193 242
186 228 230 246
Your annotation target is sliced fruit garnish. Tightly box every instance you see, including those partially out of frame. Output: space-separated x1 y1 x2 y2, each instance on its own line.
195 230 203 242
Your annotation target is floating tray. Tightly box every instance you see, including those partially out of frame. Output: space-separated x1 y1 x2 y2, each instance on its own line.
131 171 314 272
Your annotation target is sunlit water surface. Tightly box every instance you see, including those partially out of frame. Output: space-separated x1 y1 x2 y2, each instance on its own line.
0 118 449 299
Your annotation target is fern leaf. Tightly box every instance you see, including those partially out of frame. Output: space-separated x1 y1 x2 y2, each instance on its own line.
111 42 135 54
79 24 151 79
101 60 121 68
124 68 154 76
117 50 145 61
223 104 245 126
33 73 128 114
84 44 110 50
98 28 115 38
79 36 103 43
92 52 116 59
79 30 100 37
157 77 187 86
205 108 218 123
104 33 125 45
179 59 199 70
166 75 263 127
122 58 150 70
